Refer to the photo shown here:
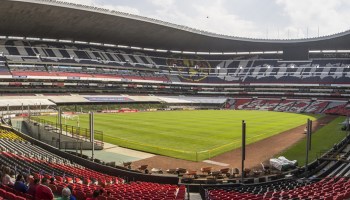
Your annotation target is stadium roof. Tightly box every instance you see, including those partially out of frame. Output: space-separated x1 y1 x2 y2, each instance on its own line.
1 0 350 52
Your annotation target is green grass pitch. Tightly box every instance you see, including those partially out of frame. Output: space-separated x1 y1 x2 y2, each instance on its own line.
280 116 346 166
40 110 319 161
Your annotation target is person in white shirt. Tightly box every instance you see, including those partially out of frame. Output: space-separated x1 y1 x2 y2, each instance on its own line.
2 166 14 186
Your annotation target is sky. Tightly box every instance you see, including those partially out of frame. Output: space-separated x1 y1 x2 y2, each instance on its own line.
61 0 350 39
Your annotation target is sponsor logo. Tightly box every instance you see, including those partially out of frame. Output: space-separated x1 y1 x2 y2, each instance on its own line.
84 97 134 102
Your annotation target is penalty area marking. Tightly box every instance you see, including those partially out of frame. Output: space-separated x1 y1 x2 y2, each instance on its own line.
203 160 229 167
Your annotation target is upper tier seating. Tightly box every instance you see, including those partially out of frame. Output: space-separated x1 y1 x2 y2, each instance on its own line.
1 40 350 85
8 63 170 82
178 59 350 84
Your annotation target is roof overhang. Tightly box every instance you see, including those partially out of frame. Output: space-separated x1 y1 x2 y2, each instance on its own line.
1 0 350 52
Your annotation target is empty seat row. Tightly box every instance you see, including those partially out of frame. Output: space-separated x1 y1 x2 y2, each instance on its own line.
206 177 350 200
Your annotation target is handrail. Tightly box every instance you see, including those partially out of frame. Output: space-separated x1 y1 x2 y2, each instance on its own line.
30 116 104 147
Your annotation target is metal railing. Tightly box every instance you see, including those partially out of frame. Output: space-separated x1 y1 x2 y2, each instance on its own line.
30 117 104 147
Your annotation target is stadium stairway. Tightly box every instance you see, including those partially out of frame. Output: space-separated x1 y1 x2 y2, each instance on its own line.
167 74 182 82
190 192 203 200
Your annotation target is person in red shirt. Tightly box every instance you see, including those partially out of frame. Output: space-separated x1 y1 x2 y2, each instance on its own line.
27 178 40 197
35 177 54 200
86 190 100 200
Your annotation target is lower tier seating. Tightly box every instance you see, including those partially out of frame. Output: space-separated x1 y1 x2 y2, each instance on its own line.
0 127 185 200
206 177 350 200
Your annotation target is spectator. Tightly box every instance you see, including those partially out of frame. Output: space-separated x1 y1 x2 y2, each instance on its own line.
26 175 34 186
56 187 71 200
49 177 55 185
35 177 54 200
2 166 14 186
86 190 100 200
22 173 29 184
91 178 97 185
99 188 104 196
9 169 15 178
67 185 77 200
27 178 40 197
99 179 106 187
14 174 28 193
82 178 90 185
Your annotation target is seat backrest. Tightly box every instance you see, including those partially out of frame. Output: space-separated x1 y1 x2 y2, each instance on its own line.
0 189 6 197
76 190 86 200
16 196 26 200
139 165 148 170
177 168 187 173
98 196 107 200
8 192 17 200
201 167 212 172
49 184 57 193
220 168 229 173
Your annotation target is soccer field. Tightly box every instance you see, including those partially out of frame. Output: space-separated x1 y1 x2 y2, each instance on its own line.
40 110 319 161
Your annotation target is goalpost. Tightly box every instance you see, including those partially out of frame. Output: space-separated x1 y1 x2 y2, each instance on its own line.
61 114 80 127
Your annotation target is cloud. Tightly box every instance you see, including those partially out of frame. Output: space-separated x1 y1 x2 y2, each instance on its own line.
147 0 174 7
102 5 140 15
191 1 260 37
144 0 264 38
60 0 264 38
276 0 350 38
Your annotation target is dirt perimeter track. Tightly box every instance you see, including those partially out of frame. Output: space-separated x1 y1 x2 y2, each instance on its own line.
132 115 337 172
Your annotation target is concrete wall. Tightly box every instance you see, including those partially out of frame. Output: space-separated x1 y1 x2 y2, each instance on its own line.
23 120 103 150
4 124 179 184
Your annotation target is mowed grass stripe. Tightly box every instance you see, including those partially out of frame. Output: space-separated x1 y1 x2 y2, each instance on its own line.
46 111 316 143
98 120 230 143
40 110 318 161
45 111 315 148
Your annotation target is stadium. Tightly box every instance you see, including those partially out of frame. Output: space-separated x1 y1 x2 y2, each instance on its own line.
0 0 349 199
